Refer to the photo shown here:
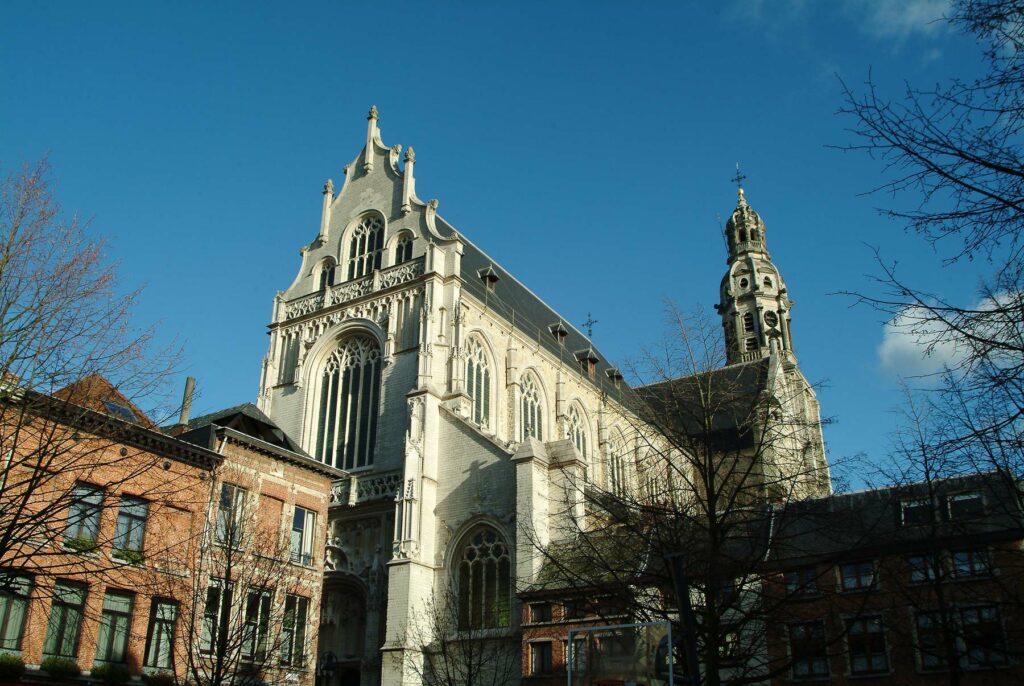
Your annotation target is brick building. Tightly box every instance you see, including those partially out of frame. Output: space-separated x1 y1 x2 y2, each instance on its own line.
517 473 1024 685
0 382 338 686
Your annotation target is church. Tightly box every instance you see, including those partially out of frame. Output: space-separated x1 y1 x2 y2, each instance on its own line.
253 106 828 685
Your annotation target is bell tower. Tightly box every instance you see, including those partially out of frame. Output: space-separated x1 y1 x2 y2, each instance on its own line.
716 187 795 365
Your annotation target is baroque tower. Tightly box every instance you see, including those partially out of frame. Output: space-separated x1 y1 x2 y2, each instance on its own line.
718 187 795 364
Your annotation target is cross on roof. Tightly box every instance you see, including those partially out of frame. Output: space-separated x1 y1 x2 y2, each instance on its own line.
583 312 598 339
731 162 747 190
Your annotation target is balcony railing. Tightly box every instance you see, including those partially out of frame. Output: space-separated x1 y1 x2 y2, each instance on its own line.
330 470 402 507
283 257 425 321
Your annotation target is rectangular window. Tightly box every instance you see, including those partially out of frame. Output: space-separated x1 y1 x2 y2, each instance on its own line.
65 483 103 545
915 611 949 671
290 507 316 566
908 554 940 583
0 575 32 651
901 498 933 526
789 620 828 679
42 581 87 658
280 594 309 667
948 491 984 520
961 605 1008 667
785 567 818 597
95 591 133 663
840 561 876 592
216 484 247 546
529 602 552 623
564 599 587 620
952 548 992 579
113 496 148 553
530 641 553 675
563 638 587 674
718 625 743 667
143 600 178 669
200 581 233 655
242 589 272 662
846 616 888 676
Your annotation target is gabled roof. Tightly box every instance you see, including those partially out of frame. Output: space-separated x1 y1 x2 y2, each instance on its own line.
176 402 303 454
634 358 770 448
53 374 157 429
173 402 345 479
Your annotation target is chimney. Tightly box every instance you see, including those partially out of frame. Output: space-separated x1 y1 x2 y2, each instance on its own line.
178 376 196 426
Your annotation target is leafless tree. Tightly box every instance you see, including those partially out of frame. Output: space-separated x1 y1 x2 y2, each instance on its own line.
162 466 316 686
522 306 840 686
396 581 519 686
0 160 183 598
837 0 1024 495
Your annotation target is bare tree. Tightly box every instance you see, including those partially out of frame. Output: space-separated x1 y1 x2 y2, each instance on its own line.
396 581 519 686
837 0 1024 492
522 306 838 686
0 160 182 597
161 466 315 686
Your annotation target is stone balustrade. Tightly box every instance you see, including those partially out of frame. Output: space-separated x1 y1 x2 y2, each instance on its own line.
283 257 425 321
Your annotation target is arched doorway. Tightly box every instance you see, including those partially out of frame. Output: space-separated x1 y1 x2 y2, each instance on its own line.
319 576 368 686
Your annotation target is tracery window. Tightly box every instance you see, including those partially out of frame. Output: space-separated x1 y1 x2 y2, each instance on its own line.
347 215 384 280
608 438 627 496
520 375 543 441
394 234 413 265
314 336 381 470
457 527 511 629
319 261 337 290
465 338 491 428
566 405 588 460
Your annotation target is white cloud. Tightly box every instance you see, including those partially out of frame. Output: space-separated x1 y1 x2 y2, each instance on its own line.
844 0 951 41
878 305 964 378
727 0 951 43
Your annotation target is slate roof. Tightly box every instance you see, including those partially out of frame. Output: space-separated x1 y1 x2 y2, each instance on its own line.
174 402 305 455
633 359 770 448
766 472 1024 567
436 214 628 402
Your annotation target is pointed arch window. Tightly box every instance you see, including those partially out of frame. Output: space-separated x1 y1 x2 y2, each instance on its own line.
456 527 511 629
394 234 413 265
347 215 384 280
520 375 543 442
566 405 588 460
314 336 381 470
608 438 627 496
319 260 337 290
465 338 491 428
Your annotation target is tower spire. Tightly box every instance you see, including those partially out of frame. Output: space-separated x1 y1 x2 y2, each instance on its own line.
718 186 794 364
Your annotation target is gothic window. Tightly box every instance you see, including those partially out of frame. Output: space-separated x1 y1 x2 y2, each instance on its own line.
520 374 543 441
465 337 491 428
751 228 760 241
314 336 381 470
743 312 755 333
394 234 413 265
457 527 511 629
739 229 747 242
566 405 588 460
608 438 627 496
319 260 337 290
347 215 384 280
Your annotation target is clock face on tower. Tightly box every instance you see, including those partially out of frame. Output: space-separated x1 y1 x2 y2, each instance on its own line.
764 311 779 328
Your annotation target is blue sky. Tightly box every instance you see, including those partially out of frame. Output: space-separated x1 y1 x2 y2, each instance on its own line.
0 1 987 485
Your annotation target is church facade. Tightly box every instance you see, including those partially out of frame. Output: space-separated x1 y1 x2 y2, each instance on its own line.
255 107 828 685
